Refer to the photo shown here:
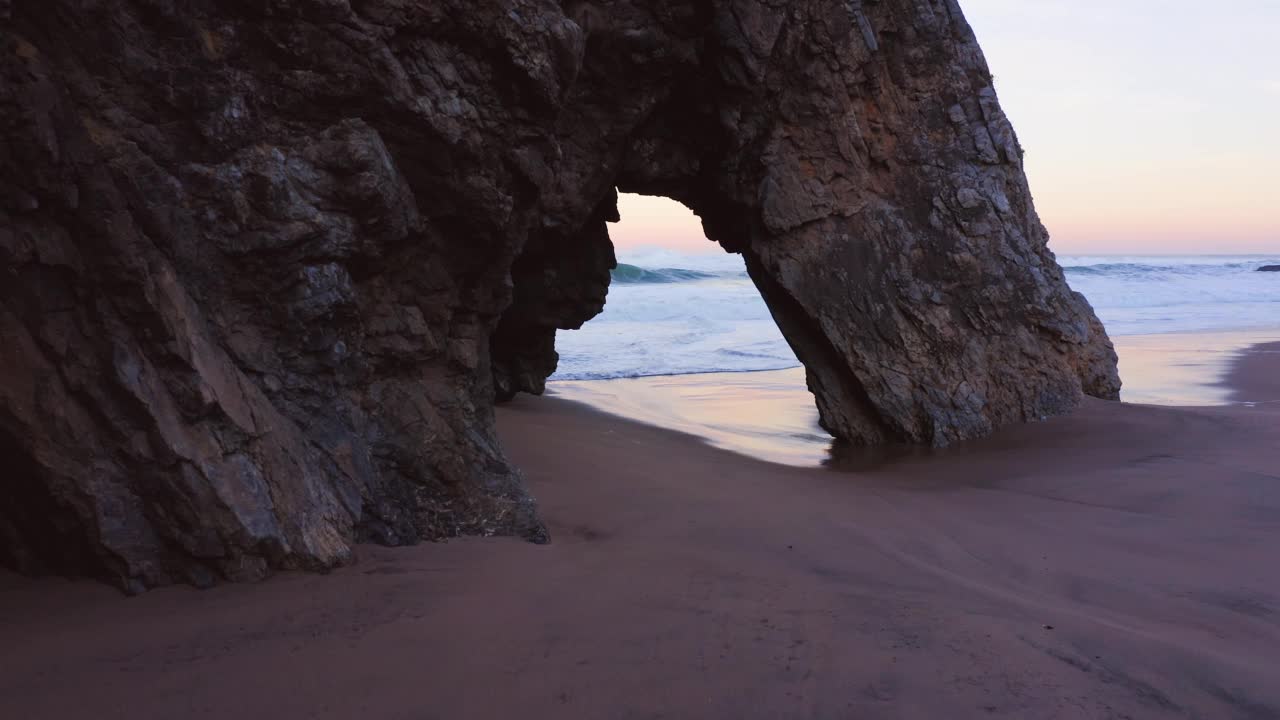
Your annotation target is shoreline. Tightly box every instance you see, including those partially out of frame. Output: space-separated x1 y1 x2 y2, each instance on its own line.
2 340 1279 718
549 326 1280 467
1115 326 1280 406
551 323 1280 385
1225 340 1280 407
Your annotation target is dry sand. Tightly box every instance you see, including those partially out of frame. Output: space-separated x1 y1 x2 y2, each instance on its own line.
2 344 1278 719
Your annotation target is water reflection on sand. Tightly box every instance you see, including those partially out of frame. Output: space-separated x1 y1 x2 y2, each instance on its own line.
548 327 1280 468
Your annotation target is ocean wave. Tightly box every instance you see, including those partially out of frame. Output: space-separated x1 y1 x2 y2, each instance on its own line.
552 250 1280 382
617 257 1280 283
553 363 802 382
612 263 722 283
1063 261 1268 276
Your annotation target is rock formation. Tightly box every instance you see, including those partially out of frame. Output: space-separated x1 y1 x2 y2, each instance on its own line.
1 0 1118 590
1258 265 1280 272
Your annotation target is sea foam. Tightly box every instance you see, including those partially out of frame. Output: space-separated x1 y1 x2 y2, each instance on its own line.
552 249 1280 381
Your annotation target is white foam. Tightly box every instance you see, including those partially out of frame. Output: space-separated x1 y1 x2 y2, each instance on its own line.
552 249 1280 381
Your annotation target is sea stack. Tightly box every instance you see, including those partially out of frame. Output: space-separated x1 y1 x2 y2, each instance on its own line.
1 0 1118 590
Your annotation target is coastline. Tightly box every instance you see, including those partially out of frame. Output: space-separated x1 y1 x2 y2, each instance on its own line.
1116 326 1280 406
549 326 1280 467
2 339 1279 718
1224 340 1280 407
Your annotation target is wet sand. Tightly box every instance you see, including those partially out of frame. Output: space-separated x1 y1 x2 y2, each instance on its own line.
1117 328 1280 406
551 365 832 466
2 345 1279 718
1226 341 1280 408
549 327 1280 466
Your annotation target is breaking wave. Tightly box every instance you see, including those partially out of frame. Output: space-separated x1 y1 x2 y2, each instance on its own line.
612 264 721 284
552 249 1280 381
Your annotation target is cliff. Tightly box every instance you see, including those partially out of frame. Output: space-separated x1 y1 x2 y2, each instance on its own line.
0 0 1118 591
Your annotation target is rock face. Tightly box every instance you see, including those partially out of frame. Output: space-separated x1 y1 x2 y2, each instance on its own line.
1 0 1118 590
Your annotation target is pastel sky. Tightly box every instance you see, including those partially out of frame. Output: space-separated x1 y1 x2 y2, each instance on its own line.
613 0 1280 255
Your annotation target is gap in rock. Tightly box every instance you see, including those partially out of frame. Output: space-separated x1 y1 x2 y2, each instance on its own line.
549 193 839 466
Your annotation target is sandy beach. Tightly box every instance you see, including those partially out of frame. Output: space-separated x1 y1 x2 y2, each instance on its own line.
2 338 1279 719
4 2 1275 718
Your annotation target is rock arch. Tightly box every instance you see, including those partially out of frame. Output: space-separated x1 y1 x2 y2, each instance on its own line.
0 0 1117 590
491 0 1119 444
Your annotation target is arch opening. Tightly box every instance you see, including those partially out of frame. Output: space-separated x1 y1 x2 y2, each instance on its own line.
555 193 796 382
548 193 840 466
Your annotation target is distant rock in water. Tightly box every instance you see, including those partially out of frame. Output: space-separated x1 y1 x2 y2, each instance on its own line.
1 0 1118 590
1258 265 1280 272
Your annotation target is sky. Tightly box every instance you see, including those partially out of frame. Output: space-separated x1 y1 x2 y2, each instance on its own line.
612 0 1280 255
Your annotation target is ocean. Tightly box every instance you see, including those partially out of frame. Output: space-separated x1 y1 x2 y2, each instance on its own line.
547 249 1279 465
552 249 1280 383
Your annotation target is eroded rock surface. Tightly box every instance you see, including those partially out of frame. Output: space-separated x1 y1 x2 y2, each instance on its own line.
1 0 1117 590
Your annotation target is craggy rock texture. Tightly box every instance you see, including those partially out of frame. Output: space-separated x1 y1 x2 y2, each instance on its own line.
1 0 1117 589
494 0 1123 447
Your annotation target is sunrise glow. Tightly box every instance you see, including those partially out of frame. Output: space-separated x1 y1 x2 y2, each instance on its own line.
613 0 1280 255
